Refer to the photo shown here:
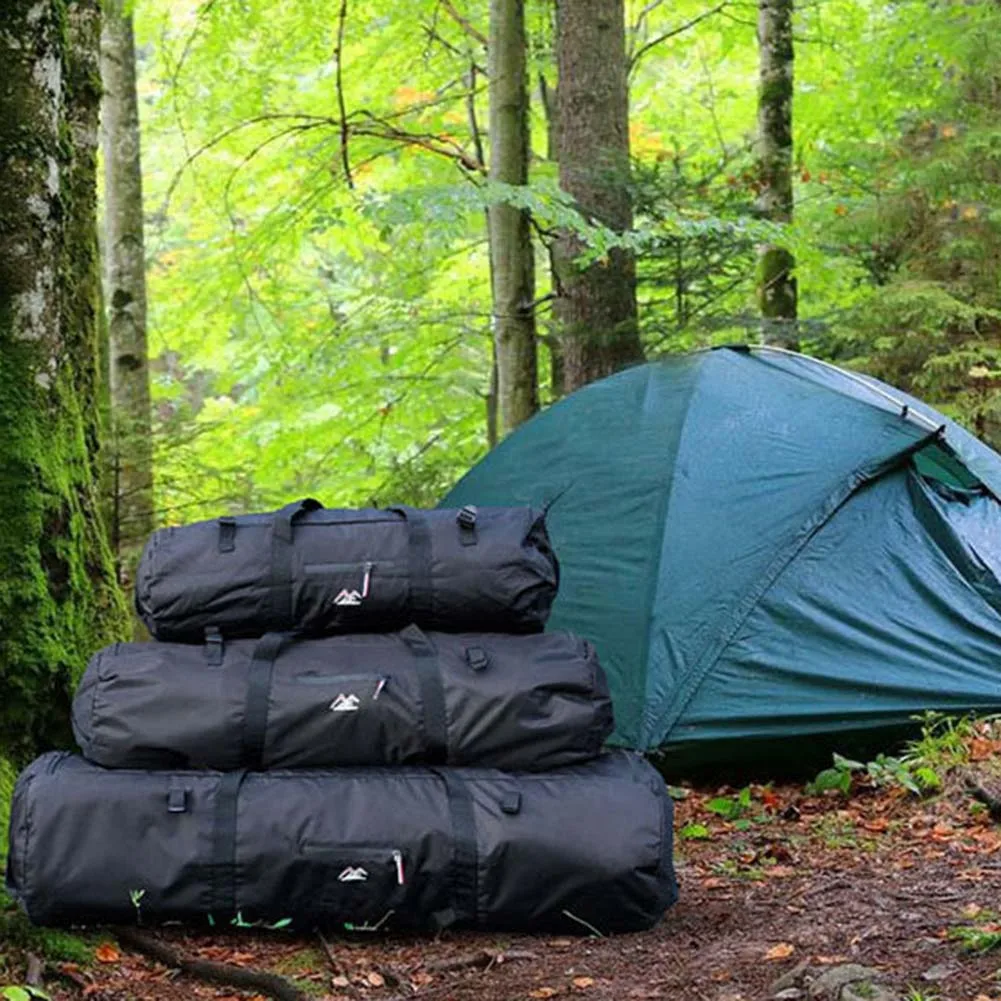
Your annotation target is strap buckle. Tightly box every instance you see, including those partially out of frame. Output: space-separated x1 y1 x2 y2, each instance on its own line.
500 791 522 815
167 787 188 813
218 516 237 553
457 505 477 546
465 646 489 672
204 627 224 666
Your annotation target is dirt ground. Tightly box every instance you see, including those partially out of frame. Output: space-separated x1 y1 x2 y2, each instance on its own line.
8 754 1001 1001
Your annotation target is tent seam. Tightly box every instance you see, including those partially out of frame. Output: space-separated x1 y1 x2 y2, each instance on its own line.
636 360 704 748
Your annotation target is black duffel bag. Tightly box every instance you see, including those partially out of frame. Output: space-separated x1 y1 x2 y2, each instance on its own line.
135 501 558 641
72 628 613 771
6 751 677 933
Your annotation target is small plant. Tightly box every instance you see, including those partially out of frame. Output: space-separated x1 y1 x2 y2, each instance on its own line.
2 988 50 1001
129 888 146 924
678 823 711 840
948 922 1001 953
705 786 753 821
904 712 974 771
903 989 940 1001
806 751 940 797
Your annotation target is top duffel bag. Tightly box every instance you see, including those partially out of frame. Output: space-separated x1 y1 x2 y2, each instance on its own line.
136 500 559 641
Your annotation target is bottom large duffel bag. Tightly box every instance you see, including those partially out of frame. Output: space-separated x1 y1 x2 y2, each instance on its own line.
6 751 677 933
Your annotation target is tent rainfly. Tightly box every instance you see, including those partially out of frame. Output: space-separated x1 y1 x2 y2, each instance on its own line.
443 347 1001 761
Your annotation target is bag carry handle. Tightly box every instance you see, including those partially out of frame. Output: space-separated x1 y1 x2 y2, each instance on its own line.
269 499 322 627
387 507 434 625
400 625 447 763
273 498 323 542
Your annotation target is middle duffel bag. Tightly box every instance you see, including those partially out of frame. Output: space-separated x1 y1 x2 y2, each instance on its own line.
72 627 614 771
7 750 677 933
135 501 559 641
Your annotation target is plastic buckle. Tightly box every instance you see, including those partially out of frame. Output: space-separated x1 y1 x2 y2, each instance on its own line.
465 646 489 672
500 791 522 815
457 505 477 546
218 516 237 553
167 788 188 814
205 628 224 666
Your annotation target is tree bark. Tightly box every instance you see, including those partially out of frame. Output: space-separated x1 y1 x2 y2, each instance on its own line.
553 0 643 394
0 0 129 758
755 0 798 348
488 0 538 435
101 0 154 587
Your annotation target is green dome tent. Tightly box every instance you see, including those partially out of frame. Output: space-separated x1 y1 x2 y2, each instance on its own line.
442 347 1001 760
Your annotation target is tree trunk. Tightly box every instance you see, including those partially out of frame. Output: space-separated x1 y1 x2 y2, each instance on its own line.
755 0 798 348
101 0 154 587
488 0 538 435
0 0 129 759
553 0 643 394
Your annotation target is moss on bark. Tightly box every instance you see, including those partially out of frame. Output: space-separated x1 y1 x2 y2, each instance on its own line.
0 0 129 763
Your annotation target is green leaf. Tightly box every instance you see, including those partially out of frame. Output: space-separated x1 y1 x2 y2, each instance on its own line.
3 988 32 1001
679 823 711 840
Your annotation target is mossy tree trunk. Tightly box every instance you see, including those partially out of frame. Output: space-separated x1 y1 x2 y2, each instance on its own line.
488 0 539 436
101 0 154 588
755 0 798 349
0 0 130 761
552 0 643 394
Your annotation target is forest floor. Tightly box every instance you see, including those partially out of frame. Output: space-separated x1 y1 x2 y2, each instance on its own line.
5 727 1001 1001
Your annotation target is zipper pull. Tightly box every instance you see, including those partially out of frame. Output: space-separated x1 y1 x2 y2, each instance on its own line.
392 849 405 885
373 676 388 700
361 561 374 599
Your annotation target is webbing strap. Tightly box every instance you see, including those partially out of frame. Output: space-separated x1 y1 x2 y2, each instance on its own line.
268 499 322 627
209 770 247 916
242 633 288 768
400 625 447 763
434 770 478 927
389 507 434 625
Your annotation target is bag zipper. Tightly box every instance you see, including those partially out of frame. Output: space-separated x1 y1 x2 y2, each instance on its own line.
392 849 406 885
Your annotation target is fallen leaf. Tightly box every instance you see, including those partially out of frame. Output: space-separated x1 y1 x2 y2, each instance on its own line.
962 903 984 919
95 943 121 964
366 971 385 988
332 976 351 988
547 939 573 948
573 978 594 989
861 818 889 832
411 973 434 988
530 989 558 999
764 943 795 961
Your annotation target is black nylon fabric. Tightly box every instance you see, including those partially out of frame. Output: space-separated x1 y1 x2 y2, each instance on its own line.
135 504 558 641
72 630 614 771
6 751 677 933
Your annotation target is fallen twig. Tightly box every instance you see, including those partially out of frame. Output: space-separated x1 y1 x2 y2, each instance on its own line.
115 927 309 1001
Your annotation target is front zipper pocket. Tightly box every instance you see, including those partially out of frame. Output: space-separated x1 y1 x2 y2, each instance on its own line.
286 674 391 702
298 843 409 924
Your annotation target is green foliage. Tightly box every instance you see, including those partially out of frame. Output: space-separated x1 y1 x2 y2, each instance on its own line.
127 0 1001 520
705 786 752 821
0 756 14 867
948 911 1001 953
903 711 975 771
807 750 941 798
678 822 711 841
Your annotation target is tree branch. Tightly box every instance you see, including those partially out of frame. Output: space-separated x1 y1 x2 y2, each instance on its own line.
628 3 729 74
115 927 309 1001
335 0 354 189
439 0 487 47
